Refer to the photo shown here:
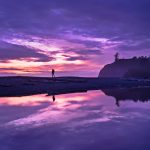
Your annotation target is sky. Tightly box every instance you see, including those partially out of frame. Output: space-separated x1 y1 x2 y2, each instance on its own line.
0 0 150 77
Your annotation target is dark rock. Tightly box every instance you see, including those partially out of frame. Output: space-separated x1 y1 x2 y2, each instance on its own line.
99 57 150 78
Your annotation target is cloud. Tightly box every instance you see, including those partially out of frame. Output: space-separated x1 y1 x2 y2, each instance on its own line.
0 0 150 76
117 39 150 51
63 55 87 61
0 0 150 52
0 0 150 38
0 41 53 62
64 49 102 56
0 67 22 71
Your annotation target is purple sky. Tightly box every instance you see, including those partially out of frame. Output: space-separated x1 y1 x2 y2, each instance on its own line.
0 0 150 77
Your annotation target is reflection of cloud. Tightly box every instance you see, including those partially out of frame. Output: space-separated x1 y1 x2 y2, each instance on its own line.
4 91 122 129
3 90 150 131
0 94 50 106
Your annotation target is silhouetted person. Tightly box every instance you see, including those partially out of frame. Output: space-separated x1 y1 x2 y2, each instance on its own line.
114 52 119 62
52 69 55 78
52 95 55 102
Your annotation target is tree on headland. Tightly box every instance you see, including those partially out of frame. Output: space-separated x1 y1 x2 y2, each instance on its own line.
114 52 119 62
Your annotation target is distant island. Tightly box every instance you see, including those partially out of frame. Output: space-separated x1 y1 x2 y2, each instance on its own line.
99 55 150 79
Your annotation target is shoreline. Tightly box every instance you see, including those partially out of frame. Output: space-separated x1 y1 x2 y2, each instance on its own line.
0 76 150 97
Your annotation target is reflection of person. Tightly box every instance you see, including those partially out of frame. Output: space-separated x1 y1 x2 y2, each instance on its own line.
52 95 55 102
52 69 55 78
115 98 120 107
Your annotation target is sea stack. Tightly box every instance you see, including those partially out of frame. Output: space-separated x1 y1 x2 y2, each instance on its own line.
99 56 150 79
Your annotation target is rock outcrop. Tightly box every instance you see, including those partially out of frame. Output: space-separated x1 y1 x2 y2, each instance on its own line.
99 57 150 78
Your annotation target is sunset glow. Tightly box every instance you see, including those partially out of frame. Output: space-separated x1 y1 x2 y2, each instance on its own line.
0 1 150 150
0 0 149 76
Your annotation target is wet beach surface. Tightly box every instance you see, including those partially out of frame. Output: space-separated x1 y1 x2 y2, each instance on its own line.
0 76 150 97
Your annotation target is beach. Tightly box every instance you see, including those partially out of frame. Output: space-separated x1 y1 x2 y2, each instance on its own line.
0 76 150 97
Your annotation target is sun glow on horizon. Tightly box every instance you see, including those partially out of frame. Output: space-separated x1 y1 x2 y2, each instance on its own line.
1 33 109 76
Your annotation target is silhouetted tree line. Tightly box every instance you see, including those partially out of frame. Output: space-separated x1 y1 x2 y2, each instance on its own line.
113 53 150 78
114 52 150 62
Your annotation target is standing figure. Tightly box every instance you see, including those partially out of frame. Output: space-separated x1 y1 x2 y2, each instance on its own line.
52 95 55 102
52 69 55 78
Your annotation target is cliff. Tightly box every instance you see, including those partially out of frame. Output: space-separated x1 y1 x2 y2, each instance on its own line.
102 87 150 107
99 57 150 78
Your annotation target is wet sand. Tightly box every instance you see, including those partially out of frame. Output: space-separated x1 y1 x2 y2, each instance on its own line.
0 76 150 97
